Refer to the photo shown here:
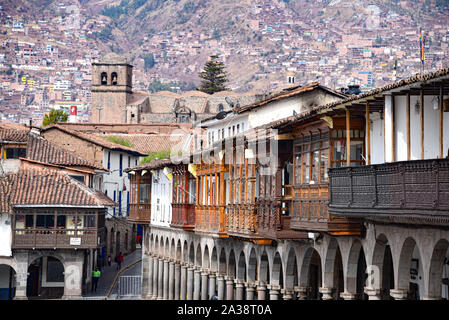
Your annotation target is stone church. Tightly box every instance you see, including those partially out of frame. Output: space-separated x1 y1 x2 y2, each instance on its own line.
91 52 267 124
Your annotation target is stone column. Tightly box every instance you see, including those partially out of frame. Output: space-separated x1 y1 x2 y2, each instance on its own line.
157 258 164 300
364 287 381 300
294 286 309 300
268 284 281 300
168 260 175 300
281 289 294 300
145 254 154 299
163 259 169 300
63 261 84 299
256 281 267 300
141 254 150 299
13 255 29 300
174 261 181 300
180 263 187 300
234 279 245 300
319 287 334 300
225 276 235 300
340 292 357 300
390 289 408 300
152 255 158 300
193 268 201 300
201 270 209 300
208 272 217 299
245 282 256 300
187 265 194 300
217 274 225 300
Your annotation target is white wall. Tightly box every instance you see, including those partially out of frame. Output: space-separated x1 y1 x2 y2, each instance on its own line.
394 96 408 162
384 95 393 163
369 113 385 165
102 149 140 218
150 168 172 228
0 213 11 257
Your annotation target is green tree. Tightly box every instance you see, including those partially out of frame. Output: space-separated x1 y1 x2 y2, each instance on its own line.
42 109 68 127
144 53 155 70
197 55 228 94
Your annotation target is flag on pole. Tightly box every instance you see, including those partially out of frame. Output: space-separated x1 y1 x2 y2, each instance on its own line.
420 29 425 65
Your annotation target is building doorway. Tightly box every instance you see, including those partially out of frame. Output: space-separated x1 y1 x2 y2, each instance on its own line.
26 256 64 299
0 264 16 300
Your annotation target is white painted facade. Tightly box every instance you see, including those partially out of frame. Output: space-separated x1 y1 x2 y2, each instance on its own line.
150 168 172 228
102 149 140 218
0 213 12 257
367 87 449 164
199 88 345 149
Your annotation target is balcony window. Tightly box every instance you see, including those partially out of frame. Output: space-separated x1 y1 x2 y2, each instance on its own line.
139 184 151 204
36 215 54 228
57 215 66 228
331 129 365 167
83 215 96 228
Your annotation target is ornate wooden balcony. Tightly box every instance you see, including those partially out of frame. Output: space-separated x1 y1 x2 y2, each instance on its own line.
128 203 151 224
290 184 361 235
194 205 227 237
13 227 105 249
171 203 195 230
226 204 263 239
328 158 449 225
257 197 308 240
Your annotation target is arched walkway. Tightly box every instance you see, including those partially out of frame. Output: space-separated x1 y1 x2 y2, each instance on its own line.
0 264 16 300
27 256 64 299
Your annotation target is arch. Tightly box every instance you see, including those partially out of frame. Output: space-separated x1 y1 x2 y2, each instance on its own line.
116 231 121 254
228 249 236 278
0 264 16 300
299 247 322 299
370 234 394 300
248 248 257 283
218 248 227 274
164 238 170 258
195 244 202 267
285 247 298 290
101 72 107 85
346 239 367 299
150 233 154 252
109 227 115 255
27 255 64 299
211 247 218 272
323 238 342 292
171 238 176 259
176 239 182 261
271 251 283 287
397 237 423 300
237 251 246 281
182 240 188 263
203 246 210 269
427 239 449 299
259 250 270 283
188 242 195 264
111 72 118 85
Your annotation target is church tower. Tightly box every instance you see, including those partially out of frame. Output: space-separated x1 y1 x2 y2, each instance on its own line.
91 53 133 123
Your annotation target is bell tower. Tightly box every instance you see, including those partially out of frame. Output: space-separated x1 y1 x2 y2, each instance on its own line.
91 53 133 123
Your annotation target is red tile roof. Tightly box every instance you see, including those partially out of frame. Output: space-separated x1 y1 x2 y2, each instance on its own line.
0 168 117 213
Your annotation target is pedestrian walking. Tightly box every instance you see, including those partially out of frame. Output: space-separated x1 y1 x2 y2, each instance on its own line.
107 255 112 267
117 252 124 270
91 267 101 293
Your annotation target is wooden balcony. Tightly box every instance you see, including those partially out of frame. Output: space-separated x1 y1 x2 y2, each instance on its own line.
226 204 265 240
257 197 308 240
290 184 361 235
13 227 104 249
128 203 151 224
328 158 449 225
194 205 227 237
171 203 195 231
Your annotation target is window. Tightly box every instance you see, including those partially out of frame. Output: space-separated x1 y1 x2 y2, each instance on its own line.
111 72 117 85
107 151 111 170
69 175 85 184
101 72 107 85
331 129 365 168
139 184 151 204
113 191 116 215
57 215 66 228
118 191 122 216
294 132 329 185
83 215 95 228
5 148 26 159
128 156 130 167
36 215 54 228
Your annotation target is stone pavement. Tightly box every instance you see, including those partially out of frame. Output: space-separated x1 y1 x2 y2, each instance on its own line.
84 248 142 299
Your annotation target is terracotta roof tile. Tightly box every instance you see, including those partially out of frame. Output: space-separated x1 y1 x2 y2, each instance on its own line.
0 168 117 213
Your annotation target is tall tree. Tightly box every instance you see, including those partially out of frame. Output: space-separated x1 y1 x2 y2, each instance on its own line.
42 109 68 127
198 55 228 94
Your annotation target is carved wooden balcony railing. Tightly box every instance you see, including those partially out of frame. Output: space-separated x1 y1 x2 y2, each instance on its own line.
328 158 449 225
256 197 308 240
171 203 195 231
290 183 361 235
194 205 227 237
128 203 151 224
13 227 104 249
225 203 259 238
